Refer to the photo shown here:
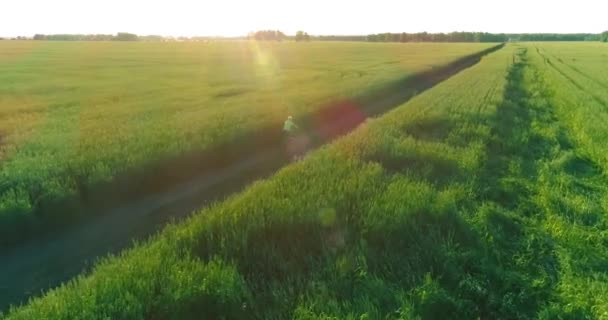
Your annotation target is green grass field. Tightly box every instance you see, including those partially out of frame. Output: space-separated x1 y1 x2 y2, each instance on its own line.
0 41 494 243
4 42 608 319
0 43 608 320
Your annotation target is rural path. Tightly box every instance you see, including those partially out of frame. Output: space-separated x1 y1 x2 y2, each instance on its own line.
0 44 503 312
0 146 284 311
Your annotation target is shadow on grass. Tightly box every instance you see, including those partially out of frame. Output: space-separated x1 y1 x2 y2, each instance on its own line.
401 115 454 143
369 150 462 186
481 50 553 209
559 152 601 178
475 48 561 315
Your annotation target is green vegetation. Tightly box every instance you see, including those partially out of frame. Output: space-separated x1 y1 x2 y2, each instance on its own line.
249 30 287 41
1 42 514 319
7 43 607 319
315 33 603 43
3 42 608 319
33 33 139 41
511 34 601 41
0 41 494 244
295 31 311 42
366 32 508 42
526 43 608 316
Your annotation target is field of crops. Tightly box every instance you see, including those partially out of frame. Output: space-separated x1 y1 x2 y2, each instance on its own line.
2 42 608 319
0 41 495 245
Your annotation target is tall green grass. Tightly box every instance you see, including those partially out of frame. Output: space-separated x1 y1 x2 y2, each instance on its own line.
526 43 608 317
4 44 608 319
0 41 495 242
3 44 512 319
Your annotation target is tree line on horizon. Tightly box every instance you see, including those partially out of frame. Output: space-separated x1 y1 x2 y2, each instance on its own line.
245 30 309 41
340 32 605 43
5 30 608 42
32 32 140 41
513 33 602 41
247 30 286 41
365 32 508 42
238 31 608 43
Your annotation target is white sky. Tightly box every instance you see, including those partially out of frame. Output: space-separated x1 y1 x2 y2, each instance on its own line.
1 0 607 37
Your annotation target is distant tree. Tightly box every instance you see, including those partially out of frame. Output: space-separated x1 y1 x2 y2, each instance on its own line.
113 32 139 41
366 34 378 42
363 31 511 43
421 32 431 42
250 30 286 41
295 31 311 42
602 31 608 42
140 35 164 41
295 31 304 41
513 33 596 41
433 33 447 42
584 34 600 41
29 34 115 41
92 34 114 41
